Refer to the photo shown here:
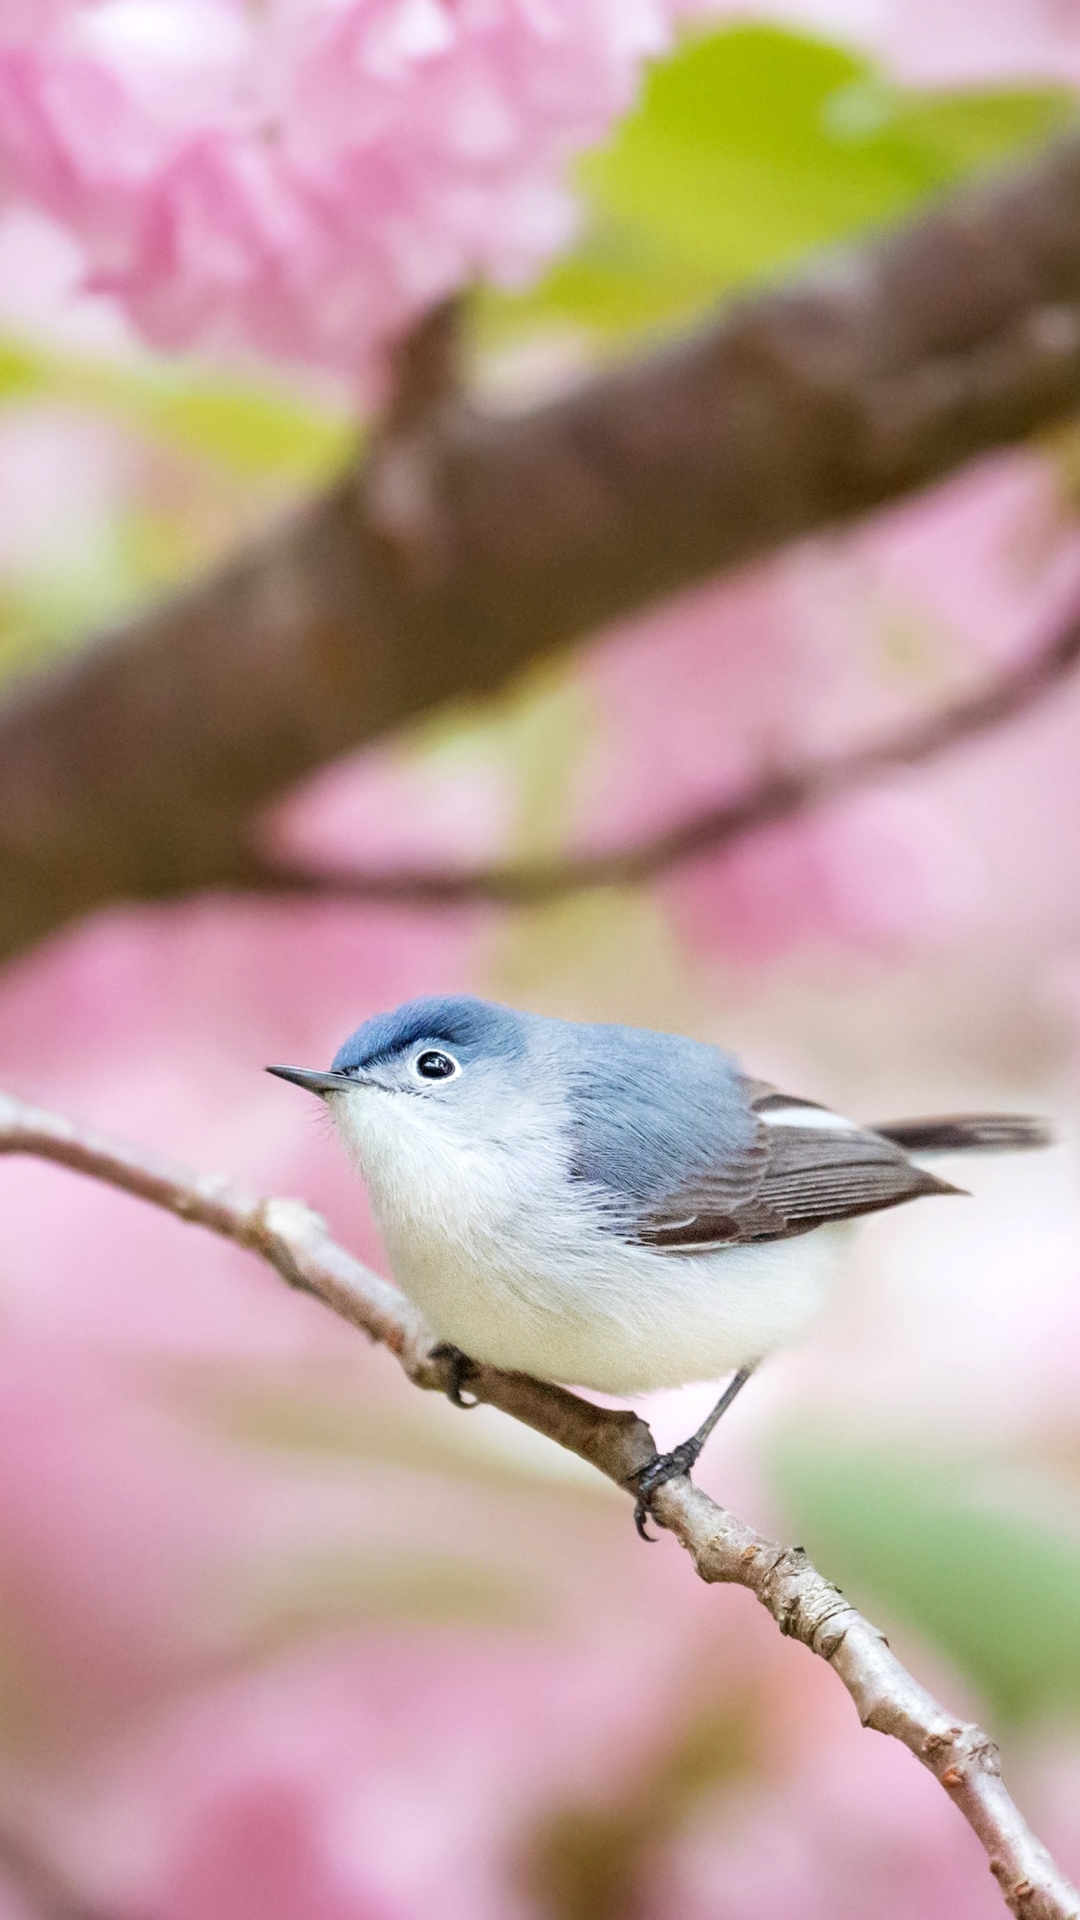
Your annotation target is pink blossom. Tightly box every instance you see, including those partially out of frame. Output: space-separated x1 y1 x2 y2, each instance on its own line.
154 1775 393 1920
31 1580 1009 1920
264 737 513 878
577 450 1080 967
0 1 672 384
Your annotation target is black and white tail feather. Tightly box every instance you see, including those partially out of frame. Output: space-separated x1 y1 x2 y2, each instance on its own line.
872 1114 1053 1155
626 1097 1053 1530
633 1090 1053 1255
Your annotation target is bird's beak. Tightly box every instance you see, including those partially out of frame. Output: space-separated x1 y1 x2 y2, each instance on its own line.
266 1065 359 1097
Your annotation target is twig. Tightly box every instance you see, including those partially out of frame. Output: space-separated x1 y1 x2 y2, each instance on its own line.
7 136 1080 959
0 1089 1075 1920
362 296 464 590
241 601 1080 907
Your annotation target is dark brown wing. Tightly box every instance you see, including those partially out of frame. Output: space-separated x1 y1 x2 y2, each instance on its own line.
634 1082 959 1251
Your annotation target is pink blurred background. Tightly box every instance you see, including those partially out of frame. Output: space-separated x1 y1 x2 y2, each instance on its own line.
2 4 1080 1916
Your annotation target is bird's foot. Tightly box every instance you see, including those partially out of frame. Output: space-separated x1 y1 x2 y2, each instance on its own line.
630 1439 701 1542
429 1343 479 1409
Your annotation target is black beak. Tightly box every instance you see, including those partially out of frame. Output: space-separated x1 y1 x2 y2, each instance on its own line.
266 1065 358 1096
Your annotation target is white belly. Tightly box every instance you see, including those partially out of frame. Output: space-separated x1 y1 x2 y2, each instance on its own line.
333 1083 845 1394
385 1213 843 1393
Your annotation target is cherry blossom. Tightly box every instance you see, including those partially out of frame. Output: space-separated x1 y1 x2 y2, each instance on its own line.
0 1 672 382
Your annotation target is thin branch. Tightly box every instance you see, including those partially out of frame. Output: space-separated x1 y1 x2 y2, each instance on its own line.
240 599 1080 907
6 137 1080 957
0 1089 1075 1920
377 295 463 436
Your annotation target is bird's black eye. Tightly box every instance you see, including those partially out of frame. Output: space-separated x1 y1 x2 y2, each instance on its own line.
415 1049 458 1081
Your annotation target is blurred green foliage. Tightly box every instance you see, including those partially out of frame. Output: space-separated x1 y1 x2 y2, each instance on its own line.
483 24 1074 344
0 340 353 679
772 1436 1080 1723
0 334 351 477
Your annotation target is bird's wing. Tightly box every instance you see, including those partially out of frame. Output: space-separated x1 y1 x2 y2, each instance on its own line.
633 1081 959 1251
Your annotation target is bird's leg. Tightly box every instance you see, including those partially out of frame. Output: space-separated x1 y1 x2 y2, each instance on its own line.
430 1342 479 1408
631 1365 756 1541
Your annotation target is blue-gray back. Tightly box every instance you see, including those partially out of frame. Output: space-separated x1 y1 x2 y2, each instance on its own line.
528 1014 754 1205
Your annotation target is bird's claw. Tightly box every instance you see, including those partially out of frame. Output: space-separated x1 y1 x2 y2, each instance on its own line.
631 1441 699 1541
430 1343 479 1409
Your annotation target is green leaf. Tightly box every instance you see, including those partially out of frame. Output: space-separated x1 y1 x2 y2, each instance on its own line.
770 1436 1080 1724
0 338 46 403
115 373 353 476
0 331 352 478
482 25 1076 345
0 338 354 681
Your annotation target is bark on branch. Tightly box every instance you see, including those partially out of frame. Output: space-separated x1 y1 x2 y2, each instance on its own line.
243 596 1080 906
0 1088 1075 1920
5 137 1080 958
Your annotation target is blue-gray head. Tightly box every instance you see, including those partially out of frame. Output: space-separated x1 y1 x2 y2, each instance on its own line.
269 994 526 1099
268 994 752 1213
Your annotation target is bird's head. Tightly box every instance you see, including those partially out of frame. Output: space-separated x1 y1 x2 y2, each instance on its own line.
267 995 536 1176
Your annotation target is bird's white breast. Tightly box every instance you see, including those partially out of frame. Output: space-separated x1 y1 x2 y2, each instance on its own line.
332 1085 843 1394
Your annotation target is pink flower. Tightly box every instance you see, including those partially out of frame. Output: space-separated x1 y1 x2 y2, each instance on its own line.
155 1775 393 1920
0 1 673 384
578 451 1080 968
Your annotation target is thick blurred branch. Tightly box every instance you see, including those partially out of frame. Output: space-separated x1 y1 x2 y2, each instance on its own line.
5 139 1080 957
244 599 1080 905
0 1089 1075 1920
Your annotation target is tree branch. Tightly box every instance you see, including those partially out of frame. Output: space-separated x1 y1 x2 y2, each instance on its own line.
241 597 1080 906
5 137 1080 958
0 1088 1075 1920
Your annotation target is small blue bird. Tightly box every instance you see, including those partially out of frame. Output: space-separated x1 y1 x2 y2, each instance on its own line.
269 995 1050 1533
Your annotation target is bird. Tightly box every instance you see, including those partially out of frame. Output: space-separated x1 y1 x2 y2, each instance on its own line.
268 995 1051 1536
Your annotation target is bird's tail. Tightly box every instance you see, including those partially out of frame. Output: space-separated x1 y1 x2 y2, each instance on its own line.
872 1114 1054 1155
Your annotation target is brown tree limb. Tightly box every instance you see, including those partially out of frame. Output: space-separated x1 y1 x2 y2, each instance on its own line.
0 1088 1075 1920
6 137 1080 958
240 597 1080 906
